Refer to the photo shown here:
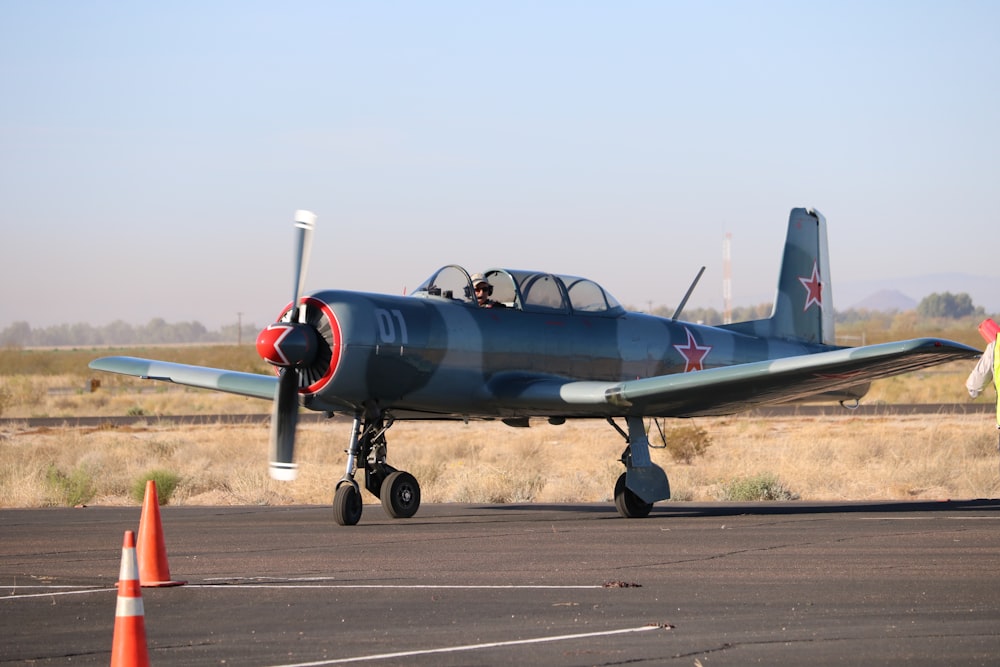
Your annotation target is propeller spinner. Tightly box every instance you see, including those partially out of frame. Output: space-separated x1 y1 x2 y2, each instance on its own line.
256 210 317 481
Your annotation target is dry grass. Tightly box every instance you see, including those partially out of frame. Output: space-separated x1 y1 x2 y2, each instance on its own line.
2 354 998 508
0 374 267 419
3 415 997 508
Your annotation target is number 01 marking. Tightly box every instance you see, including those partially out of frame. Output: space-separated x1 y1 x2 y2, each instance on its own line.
375 308 409 344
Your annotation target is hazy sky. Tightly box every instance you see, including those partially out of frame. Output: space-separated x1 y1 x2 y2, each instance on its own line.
2 1 997 330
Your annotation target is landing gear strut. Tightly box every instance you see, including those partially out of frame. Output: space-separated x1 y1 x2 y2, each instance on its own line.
333 407 421 526
608 416 670 518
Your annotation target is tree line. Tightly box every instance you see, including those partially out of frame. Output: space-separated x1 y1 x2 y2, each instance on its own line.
0 318 260 347
0 292 986 348
659 291 985 326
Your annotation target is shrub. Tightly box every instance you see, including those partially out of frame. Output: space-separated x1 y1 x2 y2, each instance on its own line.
660 422 712 464
972 430 999 458
721 473 798 501
131 469 182 505
46 464 95 506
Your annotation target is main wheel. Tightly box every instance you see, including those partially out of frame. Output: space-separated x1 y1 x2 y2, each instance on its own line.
380 470 421 519
333 482 363 526
614 472 653 518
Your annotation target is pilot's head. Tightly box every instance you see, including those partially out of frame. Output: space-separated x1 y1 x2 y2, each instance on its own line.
471 273 492 305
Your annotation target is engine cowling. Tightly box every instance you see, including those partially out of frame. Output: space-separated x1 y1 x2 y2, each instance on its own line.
258 296 342 396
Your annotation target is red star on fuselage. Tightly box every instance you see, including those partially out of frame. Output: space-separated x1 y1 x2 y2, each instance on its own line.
673 327 712 373
798 261 823 311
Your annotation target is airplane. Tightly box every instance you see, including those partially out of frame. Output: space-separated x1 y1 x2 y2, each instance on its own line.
89 207 980 525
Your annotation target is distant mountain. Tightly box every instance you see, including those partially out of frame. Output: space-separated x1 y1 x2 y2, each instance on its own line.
835 273 1000 314
847 289 916 312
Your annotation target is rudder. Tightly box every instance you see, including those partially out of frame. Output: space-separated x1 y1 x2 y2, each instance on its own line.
723 208 834 344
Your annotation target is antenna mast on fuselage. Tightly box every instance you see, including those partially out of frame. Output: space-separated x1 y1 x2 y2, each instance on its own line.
723 232 732 324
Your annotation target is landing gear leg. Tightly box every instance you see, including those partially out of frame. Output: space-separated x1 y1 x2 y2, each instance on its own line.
332 406 422 525
608 416 670 519
333 413 364 526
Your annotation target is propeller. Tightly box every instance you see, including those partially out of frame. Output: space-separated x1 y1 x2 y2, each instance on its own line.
269 366 300 480
290 210 316 324
256 210 318 481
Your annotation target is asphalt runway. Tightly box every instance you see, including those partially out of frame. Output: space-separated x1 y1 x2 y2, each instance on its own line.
3 501 1000 666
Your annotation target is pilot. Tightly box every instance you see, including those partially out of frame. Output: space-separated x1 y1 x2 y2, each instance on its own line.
471 273 505 309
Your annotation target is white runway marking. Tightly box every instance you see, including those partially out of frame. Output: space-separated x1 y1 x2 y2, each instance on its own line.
859 516 1000 521
1 580 606 601
267 625 664 666
203 576 606 588
1 587 113 600
190 583 604 590
204 576 343 582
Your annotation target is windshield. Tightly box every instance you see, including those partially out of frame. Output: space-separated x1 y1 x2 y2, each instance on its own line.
410 265 474 303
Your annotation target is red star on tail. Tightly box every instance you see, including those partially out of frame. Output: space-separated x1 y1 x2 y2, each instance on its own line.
798 261 823 311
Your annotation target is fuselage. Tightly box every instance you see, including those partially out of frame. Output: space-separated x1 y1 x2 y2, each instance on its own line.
296 289 827 418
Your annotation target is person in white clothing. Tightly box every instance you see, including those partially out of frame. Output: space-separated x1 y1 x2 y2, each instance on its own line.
966 318 1000 454
966 341 996 399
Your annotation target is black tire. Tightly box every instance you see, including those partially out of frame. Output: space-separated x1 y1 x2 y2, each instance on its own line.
614 472 653 518
380 470 421 519
333 483 363 526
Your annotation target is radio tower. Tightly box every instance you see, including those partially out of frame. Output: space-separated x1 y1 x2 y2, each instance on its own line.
723 232 732 324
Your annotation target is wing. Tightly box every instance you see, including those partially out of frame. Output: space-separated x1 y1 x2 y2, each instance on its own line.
88 356 278 400
92 338 979 418
489 338 980 417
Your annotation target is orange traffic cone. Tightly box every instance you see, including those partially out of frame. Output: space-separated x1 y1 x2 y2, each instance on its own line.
111 530 151 667
137 480 186 587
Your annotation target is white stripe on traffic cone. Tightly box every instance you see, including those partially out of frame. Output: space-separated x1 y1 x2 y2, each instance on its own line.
111 530 150 667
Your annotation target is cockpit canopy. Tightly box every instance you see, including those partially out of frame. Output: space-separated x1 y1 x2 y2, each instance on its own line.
411 265 624 315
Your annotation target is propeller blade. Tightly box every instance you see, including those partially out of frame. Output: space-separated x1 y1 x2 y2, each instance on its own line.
268 368 300 480
290 210 316 322
266 210 317 479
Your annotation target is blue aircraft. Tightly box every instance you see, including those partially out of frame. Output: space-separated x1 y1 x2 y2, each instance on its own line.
90 208 979 524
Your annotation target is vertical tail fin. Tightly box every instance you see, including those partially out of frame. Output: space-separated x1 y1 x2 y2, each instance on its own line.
722 208 835 344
